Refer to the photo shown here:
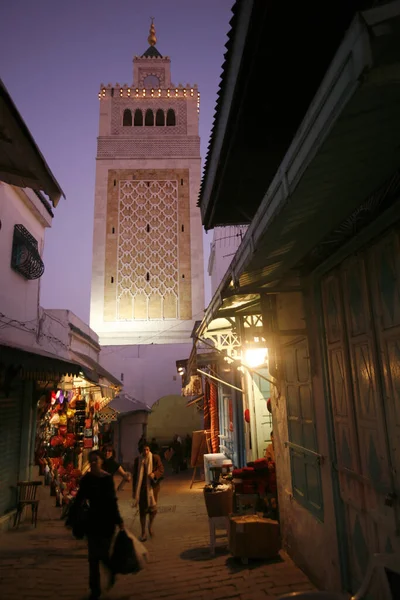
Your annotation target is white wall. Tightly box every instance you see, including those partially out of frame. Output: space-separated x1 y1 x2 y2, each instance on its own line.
100 343 191 407
0 183 52 347
44 309 101 364
146 394 203 446
208 226 248 295
116 411 148 468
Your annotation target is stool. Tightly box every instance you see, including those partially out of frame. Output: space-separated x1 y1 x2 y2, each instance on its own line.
208 516 230 555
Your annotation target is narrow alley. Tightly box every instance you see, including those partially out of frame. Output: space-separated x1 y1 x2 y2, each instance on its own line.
0 471 315 600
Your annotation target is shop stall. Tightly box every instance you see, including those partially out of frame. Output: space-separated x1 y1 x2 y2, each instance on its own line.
35 374 117 512
203 453 280 561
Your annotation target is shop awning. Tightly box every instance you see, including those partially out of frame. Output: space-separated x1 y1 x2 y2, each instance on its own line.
186 394 204 408
199 1 373 229
0 79 65 207
0 341 88 381
109 393 151 415
201 3 400 327
97 405 119 424
71 351 122 388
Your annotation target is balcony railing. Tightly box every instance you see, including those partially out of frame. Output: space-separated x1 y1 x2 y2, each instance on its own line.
11 224 44 280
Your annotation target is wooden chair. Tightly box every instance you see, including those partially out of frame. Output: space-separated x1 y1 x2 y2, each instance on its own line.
14 481 42 528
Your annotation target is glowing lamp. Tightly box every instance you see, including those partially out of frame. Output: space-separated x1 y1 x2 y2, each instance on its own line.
243 347 268 368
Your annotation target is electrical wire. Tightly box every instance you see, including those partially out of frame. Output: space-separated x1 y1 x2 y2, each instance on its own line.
0 312 69 350
99 307 207 356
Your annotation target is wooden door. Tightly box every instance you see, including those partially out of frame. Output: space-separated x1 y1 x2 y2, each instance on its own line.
321 252 399 593
368 232 400 531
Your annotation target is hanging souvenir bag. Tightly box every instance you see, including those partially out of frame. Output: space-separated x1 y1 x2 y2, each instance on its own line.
50 435 63 447
50 413 60 426
64 434 76 448
83 438 93 449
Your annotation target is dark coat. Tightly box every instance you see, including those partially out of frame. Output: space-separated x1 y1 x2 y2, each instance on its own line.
74 471 123 536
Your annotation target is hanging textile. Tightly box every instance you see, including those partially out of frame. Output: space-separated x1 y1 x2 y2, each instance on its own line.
203 379 211 431
209 382 219 453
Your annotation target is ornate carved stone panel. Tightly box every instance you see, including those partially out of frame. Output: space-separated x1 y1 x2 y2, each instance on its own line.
118 178 178 320
103 169 192 322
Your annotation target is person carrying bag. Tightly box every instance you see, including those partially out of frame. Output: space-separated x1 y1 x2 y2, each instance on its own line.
69 450 124 600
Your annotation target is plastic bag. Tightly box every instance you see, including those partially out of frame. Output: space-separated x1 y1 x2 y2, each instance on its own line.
110 529 148 574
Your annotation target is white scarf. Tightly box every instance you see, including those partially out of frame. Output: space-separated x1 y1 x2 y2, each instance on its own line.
135 451 156 508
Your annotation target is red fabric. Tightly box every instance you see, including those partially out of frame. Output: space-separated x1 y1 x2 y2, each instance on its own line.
228 399 234 432
252 458 270 470
203 380 211 431
209 382 219 453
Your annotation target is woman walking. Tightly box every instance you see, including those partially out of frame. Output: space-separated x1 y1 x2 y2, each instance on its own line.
132 443 164 541
74 450 124 600
103 445 131 490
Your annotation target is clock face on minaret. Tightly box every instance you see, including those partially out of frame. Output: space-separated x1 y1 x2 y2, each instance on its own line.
90 20 204 346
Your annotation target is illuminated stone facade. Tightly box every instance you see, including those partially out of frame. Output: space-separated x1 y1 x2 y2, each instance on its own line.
90 29 204 346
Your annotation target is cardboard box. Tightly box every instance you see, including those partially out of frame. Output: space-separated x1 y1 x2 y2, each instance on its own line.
204 487 233 517
229 515 281 559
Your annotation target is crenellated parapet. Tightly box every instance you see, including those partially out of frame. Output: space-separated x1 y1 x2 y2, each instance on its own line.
98 83 200 113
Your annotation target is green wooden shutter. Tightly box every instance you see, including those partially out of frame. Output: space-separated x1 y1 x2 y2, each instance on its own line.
0 392 23 517
284 341 323 520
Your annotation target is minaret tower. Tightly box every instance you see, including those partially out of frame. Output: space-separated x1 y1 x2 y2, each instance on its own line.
90 21 204 347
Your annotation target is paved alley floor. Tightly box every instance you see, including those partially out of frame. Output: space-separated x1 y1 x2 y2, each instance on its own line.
0 469 316 600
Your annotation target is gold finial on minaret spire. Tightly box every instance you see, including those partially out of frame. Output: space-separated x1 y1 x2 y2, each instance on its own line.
148 17 157 46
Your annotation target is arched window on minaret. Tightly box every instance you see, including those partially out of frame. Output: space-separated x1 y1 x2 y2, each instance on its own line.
134 109 143 126
156 109 165 126
145 109 154 126
166 109 176 127
123 109 132 126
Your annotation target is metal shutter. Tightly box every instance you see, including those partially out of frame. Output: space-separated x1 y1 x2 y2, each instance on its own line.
0 391 23 516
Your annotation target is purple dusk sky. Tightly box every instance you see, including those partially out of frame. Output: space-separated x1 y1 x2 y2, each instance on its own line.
0 0 234 324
